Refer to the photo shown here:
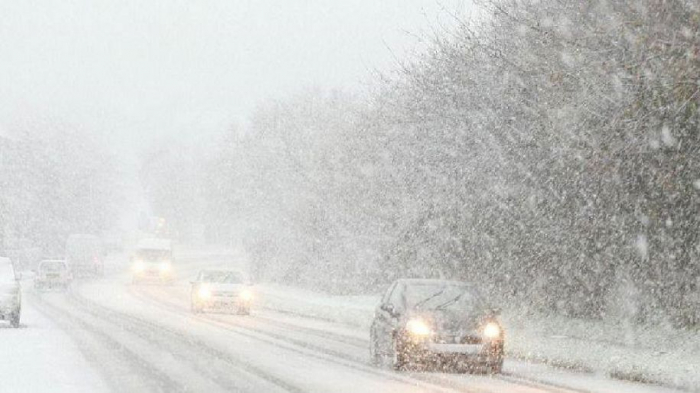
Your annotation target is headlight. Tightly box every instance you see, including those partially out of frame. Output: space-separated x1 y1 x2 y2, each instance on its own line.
406 318 432 337
198 286 211 299
483 322 501 339
240 289 253 301
133 260 145 273
159 262 171 272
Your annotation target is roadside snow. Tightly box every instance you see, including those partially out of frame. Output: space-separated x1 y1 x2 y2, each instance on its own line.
257 284 377 329
255 283 699 392
173 247 699 391
0 295 109 393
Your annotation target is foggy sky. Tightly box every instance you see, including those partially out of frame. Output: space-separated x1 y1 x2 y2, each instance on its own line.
0 0 467 149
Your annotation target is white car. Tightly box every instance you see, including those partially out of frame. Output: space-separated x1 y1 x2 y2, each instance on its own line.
35 260 72 291
131 238 174 284
190 269 253 315
0 257 21 328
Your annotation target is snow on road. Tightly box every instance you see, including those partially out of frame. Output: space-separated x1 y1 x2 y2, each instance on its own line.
0 294 108 393
3 250 691 393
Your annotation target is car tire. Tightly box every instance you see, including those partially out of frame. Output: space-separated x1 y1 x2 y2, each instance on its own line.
191 297 203 314
369 328 383 366
488 359 503 374
238 307 250 315
10 311 20 328
391 336 408 371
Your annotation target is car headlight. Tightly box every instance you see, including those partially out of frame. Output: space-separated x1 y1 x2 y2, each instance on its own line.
133 260 145 273
240 289 253 301
198 286 211 299
406 318 432 337
483 322 502 339
159 262 171 272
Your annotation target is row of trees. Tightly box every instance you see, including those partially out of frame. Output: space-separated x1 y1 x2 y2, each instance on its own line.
141 0 700 326
0 123 122 258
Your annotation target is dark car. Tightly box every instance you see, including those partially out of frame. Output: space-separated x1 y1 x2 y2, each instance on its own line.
370 279 504 373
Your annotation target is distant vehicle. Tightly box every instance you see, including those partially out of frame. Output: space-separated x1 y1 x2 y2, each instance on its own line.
190 269 252 315
0 257 22 328
370 279 504 373
34 260 72 291
65 234 104 277
131 238 173 284
102 231 125 253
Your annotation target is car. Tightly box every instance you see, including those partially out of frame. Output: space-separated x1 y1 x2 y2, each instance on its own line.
131 238 174 284
65 234 104 277
0 257 22 328
35 260 72 291
190 269 252 315
369 279 504 373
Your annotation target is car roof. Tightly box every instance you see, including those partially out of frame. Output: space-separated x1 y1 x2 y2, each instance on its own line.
396 278 474 287
40 260 67 264
199 268 242 274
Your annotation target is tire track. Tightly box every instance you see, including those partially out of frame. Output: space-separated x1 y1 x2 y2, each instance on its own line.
64 291 305 393
131 285 577 393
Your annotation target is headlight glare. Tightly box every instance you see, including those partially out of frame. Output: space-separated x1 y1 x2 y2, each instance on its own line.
159 261 171 272
133 260 145 273
198 286 211 299
406 318 432 336
240 289 253 301
483 322 501 339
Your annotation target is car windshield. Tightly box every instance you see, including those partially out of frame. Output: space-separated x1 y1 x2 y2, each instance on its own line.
200 271 243 284
136 250 171 262
0 259 16 282
404 283 480 311
40 262 67 272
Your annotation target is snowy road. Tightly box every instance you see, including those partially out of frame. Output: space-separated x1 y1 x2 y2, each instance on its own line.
11 254 687 393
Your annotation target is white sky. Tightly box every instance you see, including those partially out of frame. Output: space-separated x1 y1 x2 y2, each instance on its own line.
0 0 469 148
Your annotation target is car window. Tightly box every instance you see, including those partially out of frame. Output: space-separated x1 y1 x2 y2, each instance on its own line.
380 282 396 305
201 271 242 284
40 262 67 272
388 282 405 310
0 258 16 282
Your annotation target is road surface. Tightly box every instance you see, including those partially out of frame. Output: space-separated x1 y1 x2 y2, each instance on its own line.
10 253 685 393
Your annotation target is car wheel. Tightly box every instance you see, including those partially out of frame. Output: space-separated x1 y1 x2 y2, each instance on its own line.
392 336 408 371
488 359 503 374
369 328 382 366
10 311 20 328
238 307 250 315
191 297 203 313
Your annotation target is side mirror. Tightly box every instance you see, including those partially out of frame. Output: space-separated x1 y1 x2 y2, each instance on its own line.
381 303 398 317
